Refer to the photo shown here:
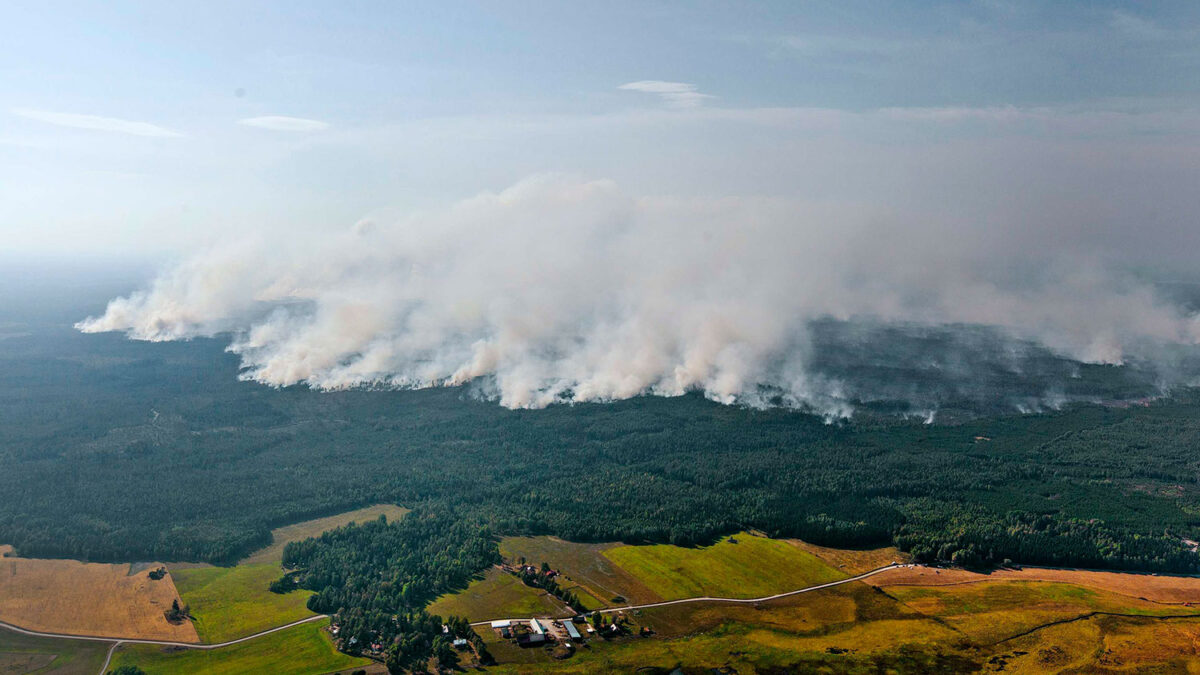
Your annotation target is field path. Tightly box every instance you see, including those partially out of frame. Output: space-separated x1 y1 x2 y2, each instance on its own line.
470 562 905 625
0 612 328 648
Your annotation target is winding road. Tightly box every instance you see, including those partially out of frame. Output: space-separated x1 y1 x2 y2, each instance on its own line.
0 564 908 673
0 613 329 674
469 562 905 626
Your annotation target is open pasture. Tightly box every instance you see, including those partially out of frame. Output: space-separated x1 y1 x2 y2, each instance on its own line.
787 539 908 575
499 536 664 606
108 618 369 675
241 503 409 564
0 630 109 675
601 532 847 601
426 566 565 621
0 545 197 642
169 562 315 643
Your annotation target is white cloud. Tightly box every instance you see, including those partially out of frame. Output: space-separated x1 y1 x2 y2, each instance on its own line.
237 116 330 132
618 81 713 108
11 108 182 138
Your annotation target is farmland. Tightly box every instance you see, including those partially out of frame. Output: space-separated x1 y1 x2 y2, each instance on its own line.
0 545 197 642
0 629 109 675
601 532 848 600
108 618 370 675
169 504 407 642
426 566 565 621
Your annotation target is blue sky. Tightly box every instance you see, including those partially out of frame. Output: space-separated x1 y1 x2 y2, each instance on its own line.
2 1 1199 258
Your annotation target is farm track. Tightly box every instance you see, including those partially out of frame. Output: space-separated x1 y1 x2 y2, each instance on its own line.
469 562 905 626
0 613 330 674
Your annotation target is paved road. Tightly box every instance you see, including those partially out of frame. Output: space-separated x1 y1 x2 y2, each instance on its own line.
470 562 905 626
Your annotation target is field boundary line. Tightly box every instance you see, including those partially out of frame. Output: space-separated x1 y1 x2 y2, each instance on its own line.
0 613 328 649
470 562 904 625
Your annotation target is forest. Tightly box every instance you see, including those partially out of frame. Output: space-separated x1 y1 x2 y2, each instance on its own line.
2 326 1200 575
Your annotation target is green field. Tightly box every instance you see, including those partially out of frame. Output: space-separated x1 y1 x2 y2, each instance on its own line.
426 566 564 621
500 536 663 606
170 563 316 642
0 629 109 675
601 532 847 601
108 618 368 675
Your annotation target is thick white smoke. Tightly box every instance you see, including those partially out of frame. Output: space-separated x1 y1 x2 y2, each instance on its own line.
78 174 1200 411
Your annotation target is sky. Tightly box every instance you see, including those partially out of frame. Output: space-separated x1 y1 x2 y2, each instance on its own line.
3 0 1199 260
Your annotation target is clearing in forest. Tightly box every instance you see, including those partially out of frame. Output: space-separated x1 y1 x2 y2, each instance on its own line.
108 617 369 675
241 503 410 564
601 532 847 601
0 545 198 642
427 566 565 621
169 503 409 642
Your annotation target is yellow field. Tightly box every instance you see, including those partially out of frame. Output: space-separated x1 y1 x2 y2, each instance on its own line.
0 545 198 642
601 532 847 601
787 539 908 575
241 504 410 565
426 566 566 621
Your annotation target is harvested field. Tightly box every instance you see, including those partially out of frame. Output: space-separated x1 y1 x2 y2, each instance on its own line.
873 564 1200 605
499 536 663 606
787 540 908 575
241 504 409 565
427 566 566 621
602 532 846 601
0 546 198 642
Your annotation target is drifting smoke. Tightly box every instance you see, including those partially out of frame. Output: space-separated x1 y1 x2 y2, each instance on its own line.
78 175 1200 415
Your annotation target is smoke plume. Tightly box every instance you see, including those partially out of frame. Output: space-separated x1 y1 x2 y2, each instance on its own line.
78 174 1200 415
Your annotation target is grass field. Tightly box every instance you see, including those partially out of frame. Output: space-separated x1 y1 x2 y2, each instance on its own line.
169 563 315 643
426 566 566 621
0 629 110 675
169 504 408 643
241 504 410 565
108 618 369 675
788 539 908 575
601 532 847 601
0 545 197 642
499 537 663 606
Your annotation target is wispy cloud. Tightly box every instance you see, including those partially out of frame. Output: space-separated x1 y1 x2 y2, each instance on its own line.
238 116 330 132
618 81 713 108
11 108 183 138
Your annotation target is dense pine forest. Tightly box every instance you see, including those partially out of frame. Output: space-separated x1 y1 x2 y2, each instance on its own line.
3 322 1200 576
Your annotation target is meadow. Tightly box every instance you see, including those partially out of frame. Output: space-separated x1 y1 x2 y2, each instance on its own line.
0 630 109 675
601 532 848 601
241 504 409 565
426 566 565 621
108 618 369 675
169 562 315 642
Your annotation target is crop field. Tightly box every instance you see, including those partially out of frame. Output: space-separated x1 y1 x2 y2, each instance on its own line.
426 566 566 621
169 562 315 642
601 532 847 601
788 540 908 575
873 563 1200 604
0 545 197 642
499 536 662 606
108 618 369 675
0 629 109 675
241 503 410 564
